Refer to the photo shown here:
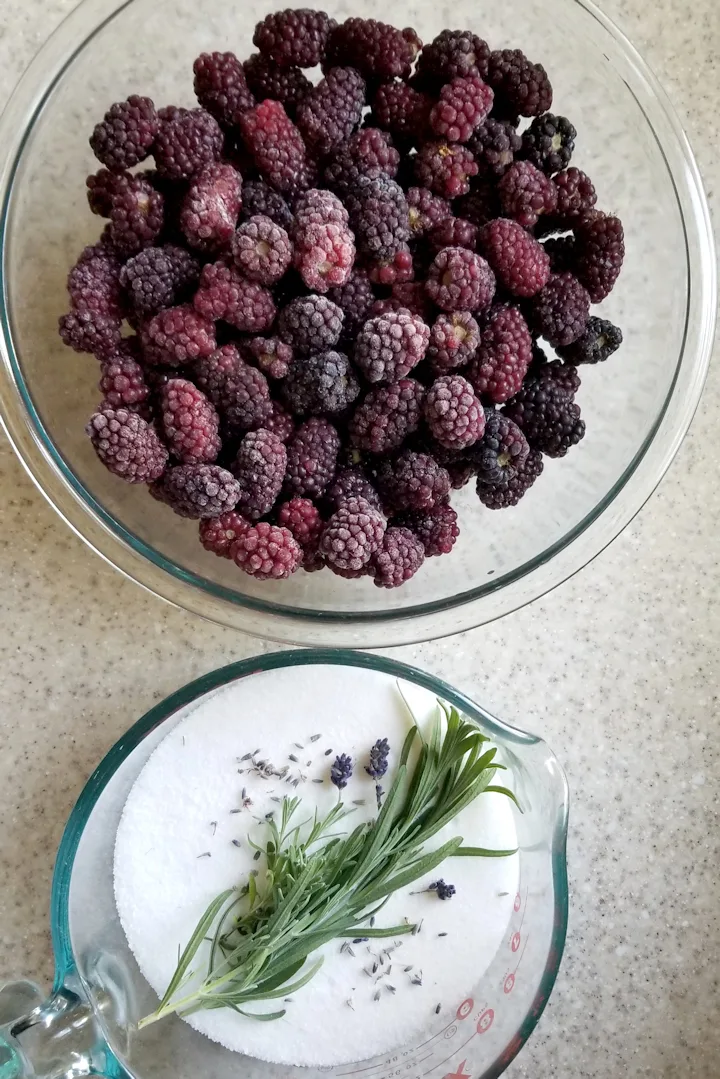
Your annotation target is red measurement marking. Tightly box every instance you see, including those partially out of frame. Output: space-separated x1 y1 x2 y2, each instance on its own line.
503 973 515 995
511 932 521 953
456 998 474 1021
443 1060 470 1079
476 1008 494 1034
514 893 521 912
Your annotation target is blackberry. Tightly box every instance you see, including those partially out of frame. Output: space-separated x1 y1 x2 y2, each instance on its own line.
425 247 496 313
87 407 168 482
427 311 481 374
320 496 386 572
372 83 433 145
278 294 344 354
244 53 312 116
241 180 294 231
285 417 341 498
325 18 418 81
486 49 552 117
194 260 276 333
231 521 302 579
366 246 415 287
479 218 550 297
247 336 293 379
231 428 287 520
498 161 558 229
327 468 382 511
180 162 243 251
67 242 124 315
345 172 410 262
86 168 128 216
231 215 292 285
454 179 501 227
327 268 375 345
90 95 158 172
388 283 434 322
430 76 494 144
199 511 250 557
350 379 425 454
574 213 625 302
424 374 485 451
429 217 478 254
141 304 216 366
477 447 543 508
108 174 164 256
154 107 223 180
194 344 272 434
154 463 240 519
471 409 529 488
371 526 425 588
120 244 200 317
277 497 323 550
503 361 585 457
354 310 430 383
293 218 356 292
377 451 450 513
521 113 576 175
396 504 459 557
282 350 360 417
447 459 477 489
553 168 597 220
407 187 452 237
467 304 533 403
98 342 150 409
557 315 623 365
193 52 255 128
264 400 295 443
294 188 349 230
344 128 400 178
530 272 590 347
415 141 479 199
59 309 122 358
253 8 337 68
159 378 221 463
417 29 490 86
297 67 366 156
543 235 577 274
239 100 313 196
468 118 522 176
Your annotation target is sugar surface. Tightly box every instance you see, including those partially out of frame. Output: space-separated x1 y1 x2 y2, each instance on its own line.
114 666 518 1067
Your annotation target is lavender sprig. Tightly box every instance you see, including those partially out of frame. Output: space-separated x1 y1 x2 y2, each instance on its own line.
365 738 390 780
331 752 353 789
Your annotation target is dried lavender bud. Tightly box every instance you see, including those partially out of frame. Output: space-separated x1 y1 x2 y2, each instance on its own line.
366 738 390 780
331 753 353 789
429 879 456 900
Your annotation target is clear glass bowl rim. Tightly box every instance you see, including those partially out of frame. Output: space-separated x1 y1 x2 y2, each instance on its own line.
49 648 570 1079
0 0 715 647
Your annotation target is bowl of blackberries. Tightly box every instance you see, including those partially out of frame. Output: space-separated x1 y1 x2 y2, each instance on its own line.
0 0 714 644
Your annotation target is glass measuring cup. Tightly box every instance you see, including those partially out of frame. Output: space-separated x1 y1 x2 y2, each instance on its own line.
0 651 569 1079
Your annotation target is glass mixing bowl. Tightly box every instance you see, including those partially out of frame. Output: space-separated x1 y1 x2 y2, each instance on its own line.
0 0 715 647
0 650 569 1079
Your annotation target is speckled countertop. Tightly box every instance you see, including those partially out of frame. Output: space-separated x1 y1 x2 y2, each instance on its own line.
0 2 719 1076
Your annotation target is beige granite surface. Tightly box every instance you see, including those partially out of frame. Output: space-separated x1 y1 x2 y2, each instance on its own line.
0 2 719 1077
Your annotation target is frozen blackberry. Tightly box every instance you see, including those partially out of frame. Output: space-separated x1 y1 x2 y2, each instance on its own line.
345 173 410 262
325 18 418 81
254 8 337 68
241 180 294 231
346 128 400 178
293 218 355 292
154 107 223 180
407 187 452 238
264 401 295 444
154 463 240 519
521 113 575 175
430 76 494 144
231 428 287 520
285 417 341 498
120 244 200 317
159 378 221 463
542 235 577 274
454 179 501 228
467 304 533 403
278 497 323 548
67 242 124 316
231 520 302 580
87 407 168 482
107 174 164 256
388 283 434 322
141 304 216 366
297 67 366 156
231 215 292 286
427 312 481 373
194 344 272 434
278 295 344 354
320 496 386 572
247 337 293 380
471 409 529 488
396 504 459 557
294 188 349 229
349 379 424 455
417 29 490 87
557 315 623 365
59 309 122 358
98 345 148 412
425 247 496 313
282 350 360 417
90 96 158 172
243 53 312 116
86 169 129 216
477 447 543 508
194 260 276 333
530 272 590 347
366 246 415 287
486 50 552 117
354 310 430 383
468 118 522 176
479 218 550 297
424 374 485 450
370 526 425 588
180 163 243 251
199 511 250 557
239 100 313 196
377 451 450 513
327 268 375 344
498 161 558 229
553 168 597 220
372 83 433 145
574 213 625 302
503 361 585 457
428 217 478 255
415 141 479 199
193 52 255 128
327 468 382 512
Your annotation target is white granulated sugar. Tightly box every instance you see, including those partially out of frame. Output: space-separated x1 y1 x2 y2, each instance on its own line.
114 665 518 1067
